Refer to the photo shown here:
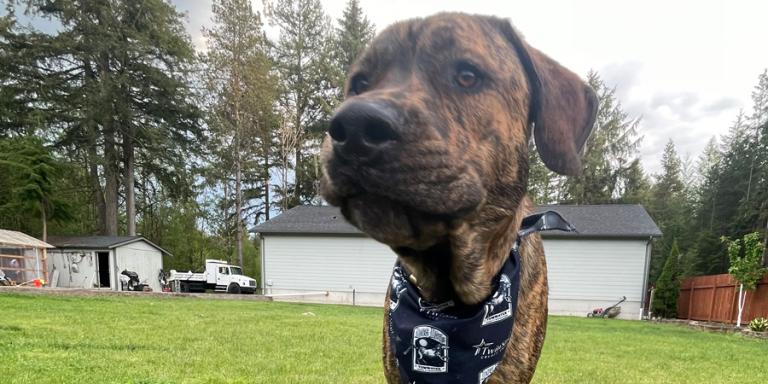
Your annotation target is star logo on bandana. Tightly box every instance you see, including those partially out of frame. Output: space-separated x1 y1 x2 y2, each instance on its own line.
472 339 494 356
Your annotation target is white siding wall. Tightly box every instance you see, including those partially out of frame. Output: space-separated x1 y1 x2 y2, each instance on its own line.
263 236 648 318
543 239 648 319
263 236 396 305
114 241 163 292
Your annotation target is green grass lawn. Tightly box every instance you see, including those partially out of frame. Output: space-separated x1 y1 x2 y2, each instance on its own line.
1 293 766 383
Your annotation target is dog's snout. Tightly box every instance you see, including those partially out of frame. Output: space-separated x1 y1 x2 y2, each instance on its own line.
329 101 399 160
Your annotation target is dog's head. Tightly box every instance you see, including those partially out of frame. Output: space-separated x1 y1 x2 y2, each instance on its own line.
320 13 596 302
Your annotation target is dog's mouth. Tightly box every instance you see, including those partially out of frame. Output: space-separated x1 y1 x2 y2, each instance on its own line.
321 147 487 250
338 193 460 250
338 193 464 302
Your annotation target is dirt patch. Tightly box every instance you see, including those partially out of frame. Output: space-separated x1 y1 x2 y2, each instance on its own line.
0 286 272 301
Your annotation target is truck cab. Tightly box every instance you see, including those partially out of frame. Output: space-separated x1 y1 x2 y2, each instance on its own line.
205 259 257 294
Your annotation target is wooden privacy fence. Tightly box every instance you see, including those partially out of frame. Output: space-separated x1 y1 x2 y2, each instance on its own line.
677 273 768 323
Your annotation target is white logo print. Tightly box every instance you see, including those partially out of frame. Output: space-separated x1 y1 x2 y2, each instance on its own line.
478 363 500 384
482 274 513 326
418 298 454 312
389 268 408 311
418 298 456 320
412 325 449 373
472 338 509 360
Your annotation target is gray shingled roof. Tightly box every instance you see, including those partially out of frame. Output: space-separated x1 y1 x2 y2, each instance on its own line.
254 204 661 239
535 205 661 238
47 236 171 255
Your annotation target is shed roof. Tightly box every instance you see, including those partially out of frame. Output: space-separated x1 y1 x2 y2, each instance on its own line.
46 236 171 255
0 229 54 248
254 204 662 239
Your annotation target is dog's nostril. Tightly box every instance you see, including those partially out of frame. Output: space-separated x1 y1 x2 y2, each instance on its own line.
362 120 398 145
328 120 347 143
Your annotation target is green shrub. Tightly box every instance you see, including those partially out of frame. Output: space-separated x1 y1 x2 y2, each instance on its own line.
748 317 768 332
652 239 681 318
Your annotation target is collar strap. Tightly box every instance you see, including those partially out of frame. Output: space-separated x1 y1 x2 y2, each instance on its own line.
514 210 576 250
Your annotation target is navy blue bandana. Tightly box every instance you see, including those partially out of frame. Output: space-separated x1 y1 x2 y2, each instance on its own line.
388 211 575 384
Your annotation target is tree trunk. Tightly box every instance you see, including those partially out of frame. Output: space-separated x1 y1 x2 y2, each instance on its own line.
141 168 148 237
41 207 47 242
262 119 270 221
97 43 118 236
124 128 136 236
87 144 107 234
234 70 244 268
294 145 302 206
104 125 119 236
736 283 745 327
223 180 231 255
235 136 243 268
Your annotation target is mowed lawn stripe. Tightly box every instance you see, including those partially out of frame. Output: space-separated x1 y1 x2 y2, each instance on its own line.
1 293 766 383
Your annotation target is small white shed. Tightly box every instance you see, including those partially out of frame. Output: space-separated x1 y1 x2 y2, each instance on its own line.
255 205 661 319
46 236 169 292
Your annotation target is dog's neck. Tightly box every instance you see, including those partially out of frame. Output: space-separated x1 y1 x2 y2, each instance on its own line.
397 197 533 305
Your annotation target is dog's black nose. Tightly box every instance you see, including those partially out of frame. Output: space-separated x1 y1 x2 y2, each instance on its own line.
328 101 399 161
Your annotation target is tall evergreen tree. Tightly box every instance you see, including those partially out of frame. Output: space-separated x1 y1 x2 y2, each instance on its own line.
618 159 651 204
268 0 335 208
714 113 759 236
648 140 689 281
330 0 375 103
683 137 726 276
3 0 202 236
0 137 71 240
203 0 276 268
561 72 642 204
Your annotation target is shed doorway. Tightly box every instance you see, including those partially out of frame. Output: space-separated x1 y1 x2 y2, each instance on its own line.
97 252 110 288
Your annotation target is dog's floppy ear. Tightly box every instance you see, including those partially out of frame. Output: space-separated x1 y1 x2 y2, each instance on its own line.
496 20 598 176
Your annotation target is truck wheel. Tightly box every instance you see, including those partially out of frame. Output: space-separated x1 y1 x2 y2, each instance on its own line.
227 283 241 294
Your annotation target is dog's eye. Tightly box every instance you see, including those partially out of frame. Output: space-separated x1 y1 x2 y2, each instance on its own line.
350 75 370 95
454 65 482 89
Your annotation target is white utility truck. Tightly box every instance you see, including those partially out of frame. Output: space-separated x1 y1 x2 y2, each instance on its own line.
168 259 257 294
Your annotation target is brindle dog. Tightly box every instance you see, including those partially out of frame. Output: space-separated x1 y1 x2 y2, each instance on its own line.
320 13 597 384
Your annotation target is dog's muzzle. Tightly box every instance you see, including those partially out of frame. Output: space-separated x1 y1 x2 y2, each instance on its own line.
328 100 400 165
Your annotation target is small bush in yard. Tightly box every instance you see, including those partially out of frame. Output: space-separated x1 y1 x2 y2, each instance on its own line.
724 232 767 327
748 317 768 332
652 239 681 318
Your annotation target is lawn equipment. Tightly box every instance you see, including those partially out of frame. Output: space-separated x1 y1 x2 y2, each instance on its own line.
119 269 144 291
587 296 626 318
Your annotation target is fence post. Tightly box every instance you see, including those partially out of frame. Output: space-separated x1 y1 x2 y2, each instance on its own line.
707 285 717 322
687 280 695 320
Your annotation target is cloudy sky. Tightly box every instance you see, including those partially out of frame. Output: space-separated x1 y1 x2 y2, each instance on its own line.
171 0 768 174
12 0 768 174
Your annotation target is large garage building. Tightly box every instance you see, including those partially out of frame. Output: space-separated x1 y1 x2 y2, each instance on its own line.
255 205 661 319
